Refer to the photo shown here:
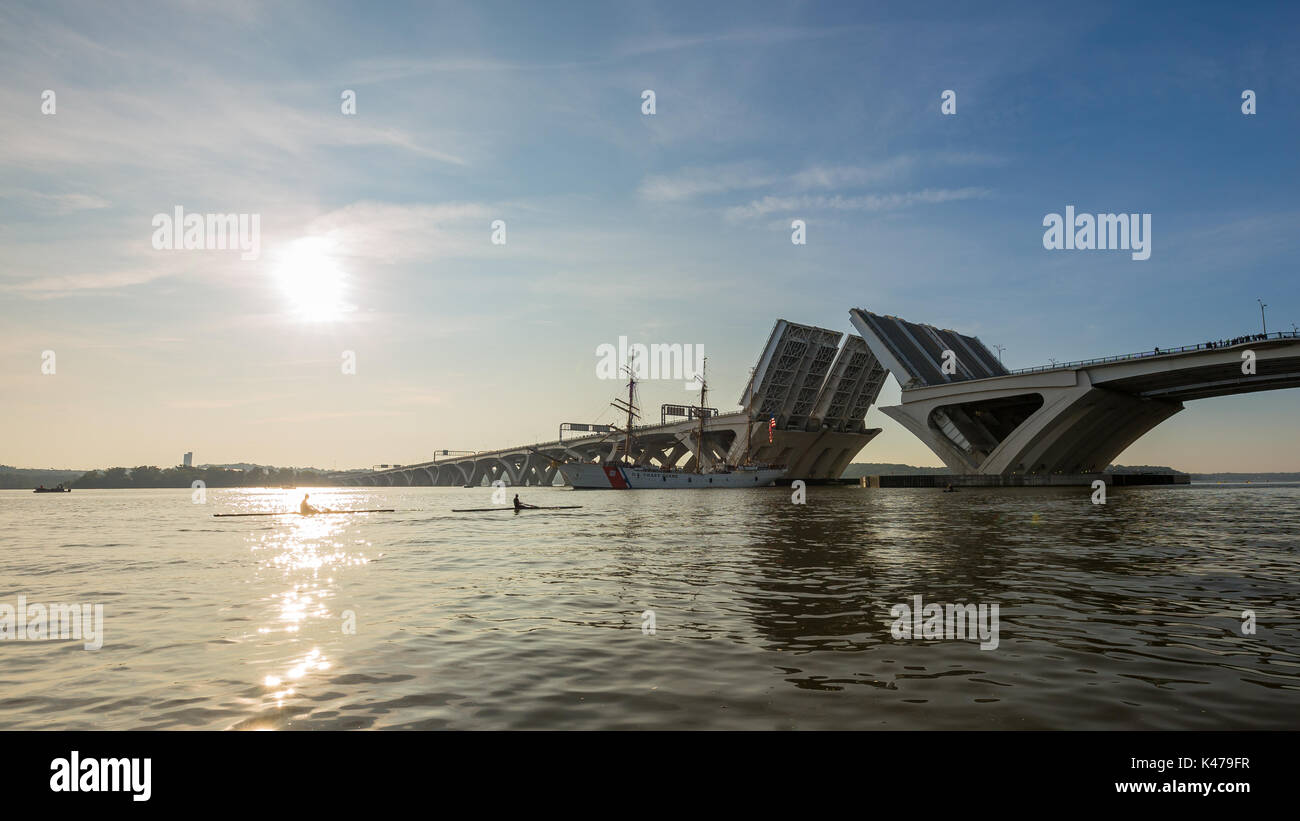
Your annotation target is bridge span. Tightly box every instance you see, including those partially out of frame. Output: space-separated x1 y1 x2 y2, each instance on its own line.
850 308 1300 476
335 308 1298 487
335 412 878 487
335 318 887 487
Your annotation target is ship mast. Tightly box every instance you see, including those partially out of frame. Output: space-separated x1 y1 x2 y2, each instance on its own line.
610 354 639 465
694 357 708 473
626 360 635 463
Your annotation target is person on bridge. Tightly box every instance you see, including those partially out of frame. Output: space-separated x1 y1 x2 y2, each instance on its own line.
513 494 538 511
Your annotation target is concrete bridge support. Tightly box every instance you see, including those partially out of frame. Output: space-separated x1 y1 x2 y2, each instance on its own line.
883 369 1185 475
866 330 1300 476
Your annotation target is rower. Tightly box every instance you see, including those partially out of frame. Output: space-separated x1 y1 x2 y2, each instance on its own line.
513 494 537 511
301 493 320 515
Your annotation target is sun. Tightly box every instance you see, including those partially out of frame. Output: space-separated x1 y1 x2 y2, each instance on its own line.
273 237 349 321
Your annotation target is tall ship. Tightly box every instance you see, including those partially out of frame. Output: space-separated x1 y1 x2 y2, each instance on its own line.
557 358 786 490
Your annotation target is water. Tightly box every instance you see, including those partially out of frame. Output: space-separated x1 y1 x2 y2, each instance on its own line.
1 484 1297 730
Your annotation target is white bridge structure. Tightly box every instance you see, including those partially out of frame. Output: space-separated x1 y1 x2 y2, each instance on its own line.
336 319 887 487
850 308 1300 476
335 307 1298 487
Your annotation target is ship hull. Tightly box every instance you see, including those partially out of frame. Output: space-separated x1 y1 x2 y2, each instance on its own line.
558 463 785 489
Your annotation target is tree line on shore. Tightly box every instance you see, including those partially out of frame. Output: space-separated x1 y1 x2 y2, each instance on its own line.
66 465 343 489
0 466 85 489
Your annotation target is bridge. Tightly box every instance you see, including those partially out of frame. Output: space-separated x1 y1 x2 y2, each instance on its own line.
335 308 1299 486
335 319 888 487
849 308 1300 476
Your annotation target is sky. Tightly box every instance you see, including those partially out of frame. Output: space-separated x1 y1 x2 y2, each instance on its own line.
1 0 1298 472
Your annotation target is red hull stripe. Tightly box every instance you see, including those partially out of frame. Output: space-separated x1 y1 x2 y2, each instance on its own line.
603 465 629 489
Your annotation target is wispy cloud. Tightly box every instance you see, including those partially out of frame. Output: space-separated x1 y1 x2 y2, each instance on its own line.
638 163 776 202
641 153 1003 205
788 161 912 190
613 25 871 58
301 201 500 263
724 187 993 221
347 56 587 83
0 266 176 295
0 189 111 215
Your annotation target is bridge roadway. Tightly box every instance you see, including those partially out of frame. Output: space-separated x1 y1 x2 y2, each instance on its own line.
334 410 879 487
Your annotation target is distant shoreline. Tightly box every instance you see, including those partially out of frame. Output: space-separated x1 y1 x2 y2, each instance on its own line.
0 464 342 490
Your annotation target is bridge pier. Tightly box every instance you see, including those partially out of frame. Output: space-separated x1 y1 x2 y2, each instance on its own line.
883 371 1187 475
468 461 491 487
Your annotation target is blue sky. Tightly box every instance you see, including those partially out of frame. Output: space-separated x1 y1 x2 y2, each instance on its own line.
1 0 1297 471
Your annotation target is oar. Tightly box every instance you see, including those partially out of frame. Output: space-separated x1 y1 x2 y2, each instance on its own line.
450 506 583 512
213 509 396 517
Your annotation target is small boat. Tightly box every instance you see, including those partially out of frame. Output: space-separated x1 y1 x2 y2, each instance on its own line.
451 506 583 512
213 509 395 517
34 484 72 493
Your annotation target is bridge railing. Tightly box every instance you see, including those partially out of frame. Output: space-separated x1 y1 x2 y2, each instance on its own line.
1005 330 1300 375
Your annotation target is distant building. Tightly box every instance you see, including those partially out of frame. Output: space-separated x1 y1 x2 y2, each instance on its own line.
183 451 193 468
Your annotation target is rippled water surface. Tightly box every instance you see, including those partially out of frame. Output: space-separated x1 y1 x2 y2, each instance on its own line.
1 484 1297 730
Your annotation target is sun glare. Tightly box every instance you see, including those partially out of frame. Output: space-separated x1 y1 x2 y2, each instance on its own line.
274 237 349 321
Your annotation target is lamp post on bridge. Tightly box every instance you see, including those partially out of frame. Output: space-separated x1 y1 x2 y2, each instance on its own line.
1258 298 1268 335
993 344 1005 364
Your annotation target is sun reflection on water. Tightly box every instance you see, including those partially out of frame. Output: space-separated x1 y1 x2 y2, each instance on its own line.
241 495 376 720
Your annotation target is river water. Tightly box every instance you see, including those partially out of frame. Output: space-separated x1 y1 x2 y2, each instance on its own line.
1 484 1297 730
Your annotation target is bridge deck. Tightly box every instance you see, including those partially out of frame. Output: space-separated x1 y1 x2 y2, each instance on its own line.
1004 331 1298 376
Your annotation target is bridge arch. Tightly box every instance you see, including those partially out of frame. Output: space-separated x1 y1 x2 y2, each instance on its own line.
882 339 1300 475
